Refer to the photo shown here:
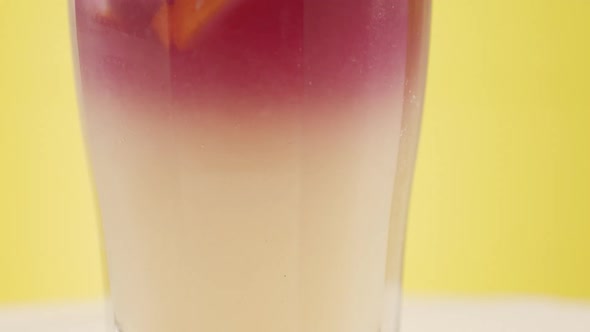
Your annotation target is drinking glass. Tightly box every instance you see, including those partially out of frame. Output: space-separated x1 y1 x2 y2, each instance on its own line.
70 0 430 331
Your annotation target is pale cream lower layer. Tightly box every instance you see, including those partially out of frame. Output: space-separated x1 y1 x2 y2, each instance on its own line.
82 96 408 332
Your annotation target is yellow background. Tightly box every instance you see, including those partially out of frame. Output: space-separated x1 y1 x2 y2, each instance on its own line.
1 0 589 304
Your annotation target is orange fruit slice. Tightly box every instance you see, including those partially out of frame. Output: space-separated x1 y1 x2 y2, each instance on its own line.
152 0 228 50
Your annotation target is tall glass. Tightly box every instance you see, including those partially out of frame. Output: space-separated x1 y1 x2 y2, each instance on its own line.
70 0 430 331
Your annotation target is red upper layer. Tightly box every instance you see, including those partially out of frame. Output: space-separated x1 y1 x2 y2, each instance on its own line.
75 0 411 106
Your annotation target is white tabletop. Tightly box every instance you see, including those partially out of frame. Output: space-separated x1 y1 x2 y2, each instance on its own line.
1 297 589 332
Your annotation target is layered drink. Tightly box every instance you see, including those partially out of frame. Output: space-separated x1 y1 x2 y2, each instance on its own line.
70 0 430 331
